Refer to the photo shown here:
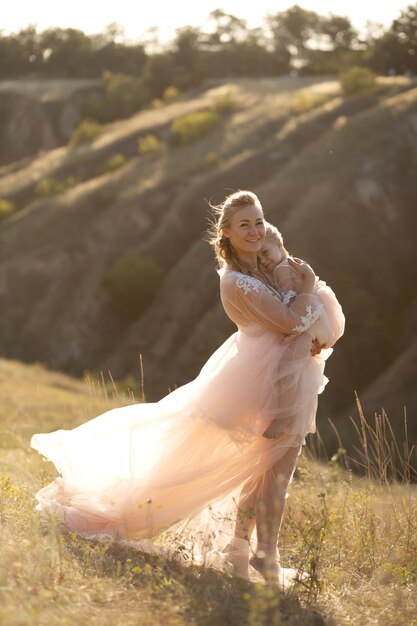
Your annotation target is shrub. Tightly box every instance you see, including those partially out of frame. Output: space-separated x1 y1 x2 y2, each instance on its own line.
340 66 377 96
291 90 332 115
34 176 78 198
105 254 164 319
84 72 151 123
171 110 220 146
151 98 163 109
69 119 104 147
138 134 165 154
83 94 107 123
163 86 181 104
102 71 150 118
213 91 236 114
205 151 223 169
0 199 15 218
101 153 127 174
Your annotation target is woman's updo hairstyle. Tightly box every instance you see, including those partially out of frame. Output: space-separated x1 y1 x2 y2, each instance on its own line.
208 190 264 275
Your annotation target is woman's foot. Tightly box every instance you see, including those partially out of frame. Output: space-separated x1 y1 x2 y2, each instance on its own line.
250 556 306 588
249 553 279 584
222 540 249 579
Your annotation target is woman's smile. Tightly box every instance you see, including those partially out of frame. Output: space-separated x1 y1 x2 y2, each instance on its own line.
223 204 266 264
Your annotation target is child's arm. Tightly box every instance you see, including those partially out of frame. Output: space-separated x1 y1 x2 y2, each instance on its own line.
273 263 297 304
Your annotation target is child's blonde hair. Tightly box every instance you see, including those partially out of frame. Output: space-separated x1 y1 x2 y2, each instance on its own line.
264 222 289 257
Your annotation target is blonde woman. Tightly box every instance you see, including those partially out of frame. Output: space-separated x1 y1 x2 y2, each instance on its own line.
31 190 344 585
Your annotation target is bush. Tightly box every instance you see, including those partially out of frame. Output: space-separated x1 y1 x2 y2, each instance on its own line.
151 98 163 109
205 151 223 169
105 254 164 319
162 86 181 104
69 119 104 147
103 71 150 118
171 110 221 146
101 153 127 174
137 134 165 154
0 199 15 219
213 91 236 114
84 72 151 123
34 176 78 198
291 90 332 115
340 66 377 96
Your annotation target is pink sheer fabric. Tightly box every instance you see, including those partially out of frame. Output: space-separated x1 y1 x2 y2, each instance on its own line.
273 261 345 348
31 268 344 570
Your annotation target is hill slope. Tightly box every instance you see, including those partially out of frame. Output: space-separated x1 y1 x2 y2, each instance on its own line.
0 79 101 166
1 357 416 626
0 76 416 442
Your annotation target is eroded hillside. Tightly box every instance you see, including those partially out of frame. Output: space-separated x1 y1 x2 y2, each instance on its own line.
0 79 101 166
1 76 416 445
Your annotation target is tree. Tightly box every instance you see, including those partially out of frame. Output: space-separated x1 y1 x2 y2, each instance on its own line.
207 9 248 45
0 25 42 76
391 3 417 71
267 5 321 65
319 15 357 51
173 27 203 88
143 53 177 97
370 4 417 74
40 28 93 76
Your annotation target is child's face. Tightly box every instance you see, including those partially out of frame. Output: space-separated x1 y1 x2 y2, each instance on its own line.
258 240 285 273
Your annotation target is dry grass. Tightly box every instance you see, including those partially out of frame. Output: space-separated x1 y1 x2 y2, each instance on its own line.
0 358 416 625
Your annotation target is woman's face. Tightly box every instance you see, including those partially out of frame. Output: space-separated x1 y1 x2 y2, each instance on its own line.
223 205 265 258
258 240 285 273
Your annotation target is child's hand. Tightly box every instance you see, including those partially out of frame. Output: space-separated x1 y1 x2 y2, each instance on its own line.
310 337 326 356
288 257 316 282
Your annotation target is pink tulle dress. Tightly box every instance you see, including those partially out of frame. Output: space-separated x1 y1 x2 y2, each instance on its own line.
31 267 344 567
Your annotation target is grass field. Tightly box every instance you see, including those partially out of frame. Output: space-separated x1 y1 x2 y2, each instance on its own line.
1 357 416 625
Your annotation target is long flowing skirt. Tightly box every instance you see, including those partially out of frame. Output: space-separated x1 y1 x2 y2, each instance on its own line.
31 327 330 567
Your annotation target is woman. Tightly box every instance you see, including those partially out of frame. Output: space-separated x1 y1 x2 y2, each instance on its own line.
31 190 343 585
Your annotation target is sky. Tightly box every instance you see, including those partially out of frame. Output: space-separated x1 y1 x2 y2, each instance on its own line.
1 0 410 43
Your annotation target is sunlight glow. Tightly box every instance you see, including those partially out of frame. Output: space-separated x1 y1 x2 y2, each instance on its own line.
2 0 409 43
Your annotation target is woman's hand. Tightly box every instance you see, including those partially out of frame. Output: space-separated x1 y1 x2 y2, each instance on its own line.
310 337 327 356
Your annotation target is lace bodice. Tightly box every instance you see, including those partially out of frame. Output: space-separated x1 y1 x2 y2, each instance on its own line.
220 270 322 336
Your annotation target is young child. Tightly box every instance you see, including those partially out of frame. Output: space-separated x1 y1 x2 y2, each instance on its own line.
259 222 345 439
259 222 344 349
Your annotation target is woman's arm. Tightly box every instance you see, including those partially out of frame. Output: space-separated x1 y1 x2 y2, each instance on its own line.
221 263 322 336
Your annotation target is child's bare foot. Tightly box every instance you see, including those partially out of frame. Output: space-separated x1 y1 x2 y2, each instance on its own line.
262 419 283 439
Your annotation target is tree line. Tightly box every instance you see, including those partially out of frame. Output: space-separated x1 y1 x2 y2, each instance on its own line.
0 4 416 97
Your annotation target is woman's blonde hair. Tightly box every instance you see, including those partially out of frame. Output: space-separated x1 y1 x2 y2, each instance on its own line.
264 222 289 258
208 190 263 275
